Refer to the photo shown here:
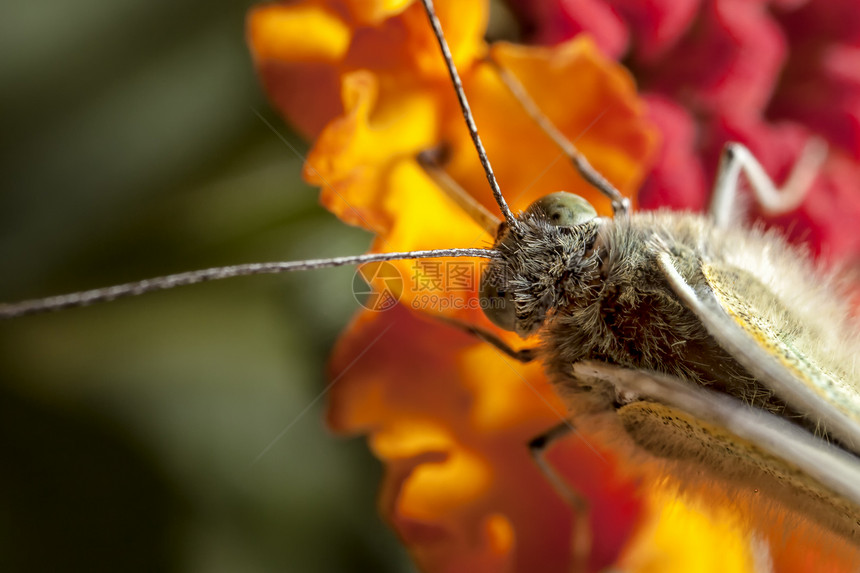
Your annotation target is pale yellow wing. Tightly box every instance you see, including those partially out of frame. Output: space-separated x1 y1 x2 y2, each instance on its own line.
656 252 860 454
574 361 860 538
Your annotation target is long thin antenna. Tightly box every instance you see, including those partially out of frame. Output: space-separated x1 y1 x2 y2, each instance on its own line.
487 56 631 216
0 248 497 318
419 0 520 230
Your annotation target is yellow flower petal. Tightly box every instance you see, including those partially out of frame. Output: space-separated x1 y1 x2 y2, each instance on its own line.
344 0 414 25
247 3 350 63
619 491 757 573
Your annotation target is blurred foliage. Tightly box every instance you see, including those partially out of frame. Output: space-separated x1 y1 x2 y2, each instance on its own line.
0 0 408 571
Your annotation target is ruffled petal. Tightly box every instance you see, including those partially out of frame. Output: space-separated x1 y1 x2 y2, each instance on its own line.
248 0 489 137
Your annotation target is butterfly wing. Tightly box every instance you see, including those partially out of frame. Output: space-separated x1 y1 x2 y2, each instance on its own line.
574 361 860 538
656 252 860 454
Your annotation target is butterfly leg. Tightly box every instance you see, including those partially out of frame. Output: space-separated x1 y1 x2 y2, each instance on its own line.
708 138 827 227
432 314 537 362
530 422 593 573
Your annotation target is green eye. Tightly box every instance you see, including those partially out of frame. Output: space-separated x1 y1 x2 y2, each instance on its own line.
480 275 516 331
525 191 597 227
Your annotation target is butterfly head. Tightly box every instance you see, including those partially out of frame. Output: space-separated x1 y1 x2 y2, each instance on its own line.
479 191 602 337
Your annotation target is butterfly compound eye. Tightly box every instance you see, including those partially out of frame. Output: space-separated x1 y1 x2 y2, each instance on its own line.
479 274 516 331
525 191 597 227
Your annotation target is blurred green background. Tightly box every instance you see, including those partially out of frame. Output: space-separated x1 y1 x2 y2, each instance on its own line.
0 1 410 571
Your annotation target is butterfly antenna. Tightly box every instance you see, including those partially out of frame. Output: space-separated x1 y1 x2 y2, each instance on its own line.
419 0 520 231
0 248 497 318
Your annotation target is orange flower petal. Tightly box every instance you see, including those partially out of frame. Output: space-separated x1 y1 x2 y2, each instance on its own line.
346 0 488 79
327 307 643 572
304 71 493 318
248 2 352 136
305 70 443 232
248 0 489 137
248 3 351 63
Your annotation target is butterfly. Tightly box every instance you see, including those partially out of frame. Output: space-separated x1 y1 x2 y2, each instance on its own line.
2 0 860 571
